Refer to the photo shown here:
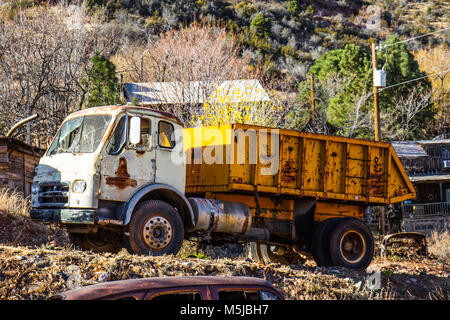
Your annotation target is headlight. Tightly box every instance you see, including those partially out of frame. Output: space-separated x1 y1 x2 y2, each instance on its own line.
31 183 39 194
72 180 87 193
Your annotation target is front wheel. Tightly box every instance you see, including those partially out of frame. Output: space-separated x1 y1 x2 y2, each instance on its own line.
126 200 184 256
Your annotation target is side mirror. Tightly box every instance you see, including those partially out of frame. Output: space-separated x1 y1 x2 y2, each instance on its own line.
129 116 141 145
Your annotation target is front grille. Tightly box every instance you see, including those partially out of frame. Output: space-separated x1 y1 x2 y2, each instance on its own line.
38 182 70 206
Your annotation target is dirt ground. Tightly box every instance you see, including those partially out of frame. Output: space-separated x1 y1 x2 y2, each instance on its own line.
0 210 448 300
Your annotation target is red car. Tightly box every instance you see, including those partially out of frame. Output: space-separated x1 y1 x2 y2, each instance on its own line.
51 276 284 300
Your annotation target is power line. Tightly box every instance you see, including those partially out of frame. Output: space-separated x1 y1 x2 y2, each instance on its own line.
379 68 450 91
377 26 450 50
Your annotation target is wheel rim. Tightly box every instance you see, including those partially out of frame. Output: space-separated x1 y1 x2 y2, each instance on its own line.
339 230 366 264
142 215 173 250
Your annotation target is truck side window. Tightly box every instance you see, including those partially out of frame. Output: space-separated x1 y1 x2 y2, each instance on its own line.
158 121 175 148
107 116 127 155
136 118 151 150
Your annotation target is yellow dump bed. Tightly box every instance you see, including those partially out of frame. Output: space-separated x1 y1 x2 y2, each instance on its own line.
183 124 415 205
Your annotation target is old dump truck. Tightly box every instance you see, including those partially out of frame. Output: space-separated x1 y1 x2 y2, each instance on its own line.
30 105 416 269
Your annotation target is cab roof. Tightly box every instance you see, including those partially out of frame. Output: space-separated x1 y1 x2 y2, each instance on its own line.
67 105 183 126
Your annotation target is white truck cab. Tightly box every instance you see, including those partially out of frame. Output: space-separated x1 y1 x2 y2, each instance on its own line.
31 105 195 254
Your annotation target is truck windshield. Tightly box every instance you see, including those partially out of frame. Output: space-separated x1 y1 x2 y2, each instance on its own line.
47 115 111 155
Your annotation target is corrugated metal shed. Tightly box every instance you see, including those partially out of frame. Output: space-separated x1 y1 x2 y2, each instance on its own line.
391 141 427 159
124 79 271 105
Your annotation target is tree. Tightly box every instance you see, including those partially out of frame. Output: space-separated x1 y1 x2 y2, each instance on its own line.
122 23 252 124
191 87 288 128
0 4 123 147
307 44 371 133
381 85 435 140
413 44 449 138
83 52 120 108
250 13 271 39
377 36 433 139
298 37 434 140
286 0 302 16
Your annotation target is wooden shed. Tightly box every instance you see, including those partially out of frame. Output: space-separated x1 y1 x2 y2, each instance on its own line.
0 137 45 197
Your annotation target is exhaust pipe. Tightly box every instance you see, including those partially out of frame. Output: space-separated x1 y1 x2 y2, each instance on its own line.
6 114 39 138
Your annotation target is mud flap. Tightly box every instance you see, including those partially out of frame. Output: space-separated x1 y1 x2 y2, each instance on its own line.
292 198 316 248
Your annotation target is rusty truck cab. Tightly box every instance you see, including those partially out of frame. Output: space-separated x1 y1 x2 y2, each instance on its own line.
30 105 192 250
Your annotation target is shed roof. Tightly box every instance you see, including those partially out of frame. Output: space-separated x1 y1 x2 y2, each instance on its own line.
391 139 450 159
124 79 271 105
391 141 428 159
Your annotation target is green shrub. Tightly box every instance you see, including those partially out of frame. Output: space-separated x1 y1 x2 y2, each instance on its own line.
250 12 271 39
281 45 297 58
286 0 302 15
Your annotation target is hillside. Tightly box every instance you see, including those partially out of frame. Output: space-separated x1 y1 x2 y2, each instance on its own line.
3 0 448 90
90 0 450 89
0 0 448 143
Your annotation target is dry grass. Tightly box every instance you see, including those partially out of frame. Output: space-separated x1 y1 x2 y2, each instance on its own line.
0 188 68 248
0 188 30 217
427 230 450 262
0 187 447 300
0 244 401 300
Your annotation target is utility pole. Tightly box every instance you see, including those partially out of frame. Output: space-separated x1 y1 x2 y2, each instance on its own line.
372 43 386 238
371 43 381 142
310 75 315 122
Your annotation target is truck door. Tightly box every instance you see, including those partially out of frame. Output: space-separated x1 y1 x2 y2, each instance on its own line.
99 114 156 202
154 120 185 191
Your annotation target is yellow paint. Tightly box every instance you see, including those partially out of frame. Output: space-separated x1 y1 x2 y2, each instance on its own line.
314 202 365 222
184 123 415 209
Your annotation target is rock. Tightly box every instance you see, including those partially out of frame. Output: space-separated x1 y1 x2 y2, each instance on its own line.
354 281 363 290
98 272 110 282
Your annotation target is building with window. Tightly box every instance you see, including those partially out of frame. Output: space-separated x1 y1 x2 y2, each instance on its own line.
392 139 450 234
0 137 45 196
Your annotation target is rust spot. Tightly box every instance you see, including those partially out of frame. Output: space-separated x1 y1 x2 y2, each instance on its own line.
136 150 145 156
240 208 251 235
280 160 297 184
106 157 137 189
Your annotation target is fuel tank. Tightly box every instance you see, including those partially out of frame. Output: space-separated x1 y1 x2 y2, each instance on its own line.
188 198 251 235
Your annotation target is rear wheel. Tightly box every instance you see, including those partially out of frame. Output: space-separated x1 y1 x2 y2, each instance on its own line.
249 243 303 265
328 218 374 270
126 200 184 256
69 230 122 253
311 218 340 267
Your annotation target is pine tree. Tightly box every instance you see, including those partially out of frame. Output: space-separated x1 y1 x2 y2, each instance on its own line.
83 52 120 108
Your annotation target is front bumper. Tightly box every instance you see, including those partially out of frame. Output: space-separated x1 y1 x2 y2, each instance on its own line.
30 208 95 224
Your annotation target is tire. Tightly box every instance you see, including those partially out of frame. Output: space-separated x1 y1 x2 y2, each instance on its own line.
311 218 341 267
126 200 184 256
248 243 303 265
328 218 374 270
69 230 122 253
